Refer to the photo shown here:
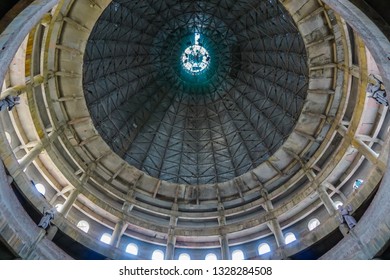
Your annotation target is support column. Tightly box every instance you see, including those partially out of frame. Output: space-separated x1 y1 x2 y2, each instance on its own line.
165 203 178 260
17 129 61 172
326 182 347 201
0 75 44 99
261 189 285 247
25 230 46 260
306 169 317 181
59 188 80 217
317 184 336 216
46 225 58 240
59 163 94 217
122 201 134 213
165 232 176 260
217 201 230 260
338 125 386 170
18 142 45 171
12 141 39 154
268 218 285 248
122 189 135 213
353 138 380 162
110 220 127 248
220 234 230 260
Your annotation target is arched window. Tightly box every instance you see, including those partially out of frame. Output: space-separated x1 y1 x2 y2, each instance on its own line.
55 204 63 212
353 179 363 190
232 249 244 260
100 233 111 244
285 233 297 244
77 220 90 233
258 243 271 255
126 243 138 255
334 201 343 209
151 250 164 260
35 183 46 195
308 218 320 231
178 253 191 260
205 253 217 260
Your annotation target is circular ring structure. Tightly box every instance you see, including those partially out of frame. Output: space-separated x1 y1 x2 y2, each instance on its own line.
0 0 389 261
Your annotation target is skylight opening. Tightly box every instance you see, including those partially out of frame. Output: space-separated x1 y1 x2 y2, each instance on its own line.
181 33 210 74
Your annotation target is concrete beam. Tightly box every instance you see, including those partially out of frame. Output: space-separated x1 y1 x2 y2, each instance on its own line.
306 34 335 48
17 129 60 172
338 125 386 170
260 189 285 247
165 204 178 260
317 184 337 216
55 44 83 56
109 163 126 183
67 117 90 125
40 13 52 26
0 0 59 91
220 234 230 260
0 75 44 99
152 180 161 198
59 188 80 217
322 0 390 97
110 220 127 248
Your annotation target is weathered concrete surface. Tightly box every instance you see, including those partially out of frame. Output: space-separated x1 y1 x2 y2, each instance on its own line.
323 0 390 96
0 0 59 88
0 160 71 259
321 137 390 259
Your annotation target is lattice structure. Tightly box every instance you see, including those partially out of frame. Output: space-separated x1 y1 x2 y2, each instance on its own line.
83 0 308 185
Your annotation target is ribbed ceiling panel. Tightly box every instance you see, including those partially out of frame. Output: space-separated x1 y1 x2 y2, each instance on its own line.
83 0 308 185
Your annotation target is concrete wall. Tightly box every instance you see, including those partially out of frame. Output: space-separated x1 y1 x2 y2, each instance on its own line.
0 160 71 259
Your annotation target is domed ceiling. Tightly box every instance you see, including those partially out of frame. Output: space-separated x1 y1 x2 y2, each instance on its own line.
5 0 388 261
83 0 308 185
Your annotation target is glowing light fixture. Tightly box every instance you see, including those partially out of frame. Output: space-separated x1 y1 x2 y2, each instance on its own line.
181 33 210 74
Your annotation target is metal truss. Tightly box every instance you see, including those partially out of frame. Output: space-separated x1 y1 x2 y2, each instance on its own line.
83 0 308 185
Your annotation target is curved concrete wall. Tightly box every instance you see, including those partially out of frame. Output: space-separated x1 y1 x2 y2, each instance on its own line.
0 160 71 259
319 0 390 259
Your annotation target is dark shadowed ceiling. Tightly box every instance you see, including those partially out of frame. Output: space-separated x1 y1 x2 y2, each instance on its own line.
83 0 308 185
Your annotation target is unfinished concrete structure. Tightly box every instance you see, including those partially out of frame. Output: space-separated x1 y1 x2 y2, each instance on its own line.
0 0 389 260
